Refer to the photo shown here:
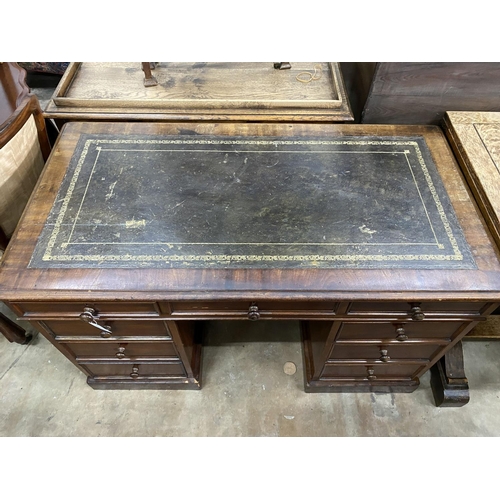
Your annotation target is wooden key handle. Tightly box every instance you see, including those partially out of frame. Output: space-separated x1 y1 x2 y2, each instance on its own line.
409 305 425 321
379 349 391 362
248 304 260 321
395 325 408 341
116 346 126 359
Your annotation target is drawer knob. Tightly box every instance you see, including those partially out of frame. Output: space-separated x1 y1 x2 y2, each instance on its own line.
379 349 391 362
409 305 425 321
248 304 260 321
366 368 377 380
116 346 126 359
395 326 408 342
130 365 139 379
79 307 113 338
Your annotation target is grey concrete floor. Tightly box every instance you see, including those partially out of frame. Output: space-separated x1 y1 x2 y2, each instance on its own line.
2 302 500 436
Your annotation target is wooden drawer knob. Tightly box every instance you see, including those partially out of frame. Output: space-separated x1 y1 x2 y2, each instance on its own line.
116 346 126 359
248 304 260 321
79 307 113 338
130 365 139 378
366 368 377 380
395 326 408 341
379 349 390 362
409 305 425 321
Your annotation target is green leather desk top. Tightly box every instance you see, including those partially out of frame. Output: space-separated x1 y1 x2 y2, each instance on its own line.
29 133 475 270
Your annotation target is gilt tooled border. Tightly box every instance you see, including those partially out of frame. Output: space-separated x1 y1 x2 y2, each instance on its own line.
41 138 464 264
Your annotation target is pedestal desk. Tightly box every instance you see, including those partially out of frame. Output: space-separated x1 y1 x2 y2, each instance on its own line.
1 121 500 397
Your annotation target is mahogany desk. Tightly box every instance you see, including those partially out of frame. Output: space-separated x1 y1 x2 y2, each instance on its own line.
1 121 499 400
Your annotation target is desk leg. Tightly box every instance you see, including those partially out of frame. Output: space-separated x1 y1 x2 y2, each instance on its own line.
430 341 470 407
141 62 158 87
0 312 31 344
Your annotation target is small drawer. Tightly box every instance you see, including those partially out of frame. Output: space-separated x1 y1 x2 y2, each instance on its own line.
62 341 178 359
321 363 422 380
40 320 172 339
168 300 338 318
336 321 463 341
347 301 488 316
81 361 186 378
14 301 160 318
329 343 444 361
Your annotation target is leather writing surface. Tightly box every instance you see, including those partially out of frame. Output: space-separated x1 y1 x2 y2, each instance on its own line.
29 134 476 269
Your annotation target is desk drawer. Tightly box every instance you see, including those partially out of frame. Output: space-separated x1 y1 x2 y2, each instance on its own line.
168 300 338 318
321 363 422 380
40 320 172 339
336 321 462 341
14 301 160 318
329 343 444 362
62 340 178 359
347 301 488 317
81 361 186 378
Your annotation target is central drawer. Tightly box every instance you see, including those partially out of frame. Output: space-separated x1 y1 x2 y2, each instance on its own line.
167 300 339 318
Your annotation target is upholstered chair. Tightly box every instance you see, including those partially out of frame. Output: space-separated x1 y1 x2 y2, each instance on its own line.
0 62 51 344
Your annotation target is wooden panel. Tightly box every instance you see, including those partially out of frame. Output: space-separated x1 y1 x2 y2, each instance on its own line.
301 320 336 381
336 321 463 340
338 62 377 123
370 63 500 97
444 111 500 253
350 63 500 125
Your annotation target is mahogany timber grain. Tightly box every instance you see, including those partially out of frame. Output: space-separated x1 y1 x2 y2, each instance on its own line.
342 63 500 125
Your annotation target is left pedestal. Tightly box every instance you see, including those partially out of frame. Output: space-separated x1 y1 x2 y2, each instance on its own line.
8 301 202 390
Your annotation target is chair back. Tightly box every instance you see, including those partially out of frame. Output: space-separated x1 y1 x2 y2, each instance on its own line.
0 64 51 250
